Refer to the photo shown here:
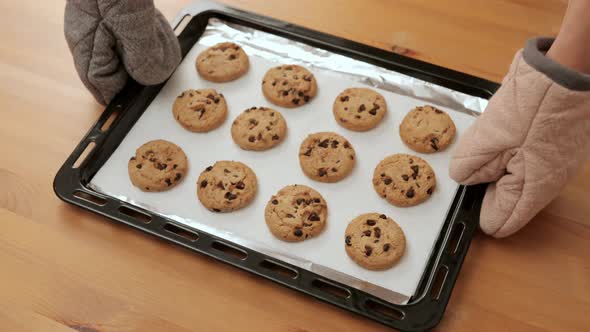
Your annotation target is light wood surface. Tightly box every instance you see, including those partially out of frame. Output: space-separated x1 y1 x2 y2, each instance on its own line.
1 0 588 331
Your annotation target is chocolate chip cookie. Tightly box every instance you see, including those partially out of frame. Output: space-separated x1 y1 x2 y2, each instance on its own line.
262 65 317 108
399 105 456 153
298 132 356 183
172 89 227 132
128 140 188 192
333 88 387 131
197 161 257 212
196 42 249 82
231 107 287 151
372 154 436 207
265 185 327 242
344 213 406 270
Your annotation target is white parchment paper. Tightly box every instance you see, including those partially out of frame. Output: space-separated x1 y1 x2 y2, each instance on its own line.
90 19 480 304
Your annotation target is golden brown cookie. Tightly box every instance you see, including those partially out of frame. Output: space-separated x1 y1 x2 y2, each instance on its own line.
196 42 249 82
128 140 188 192
399 105 456 153
172 89 227 132
298 132 356 183
230 107 287 151
261 65 317 108
265 185 327 242
333 88 387 131
344 213 406 270
197 161 257 212
372 154 436 207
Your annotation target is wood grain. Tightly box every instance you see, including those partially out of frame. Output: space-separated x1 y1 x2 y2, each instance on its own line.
1 0 589 331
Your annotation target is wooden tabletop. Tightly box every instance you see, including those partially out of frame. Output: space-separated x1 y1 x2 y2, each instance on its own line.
2 0 589 331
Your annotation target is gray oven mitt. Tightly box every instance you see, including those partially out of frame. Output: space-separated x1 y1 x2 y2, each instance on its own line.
64 0 182 105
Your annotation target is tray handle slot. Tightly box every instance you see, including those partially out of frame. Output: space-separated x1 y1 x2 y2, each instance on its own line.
211 241 247 260
445 222 465 255
365 299 405 321
118 205 152 224
259 259 298 280
311 279 351 299
163 223 199 242
174 14 192 36
73 190 107 206
72 141 96 169
99 105 121 132
430 265 449 301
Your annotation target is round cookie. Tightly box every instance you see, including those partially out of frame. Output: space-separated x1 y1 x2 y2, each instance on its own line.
344 213 406 270
197 161 257 212
172 89 227 132
262 65 317 108
128 140 188 192
265 185 328 242
333 88 387 131
231 107 287 151
196 42 249 82
372 154 436 207
399 105 456 153
298 132 356 183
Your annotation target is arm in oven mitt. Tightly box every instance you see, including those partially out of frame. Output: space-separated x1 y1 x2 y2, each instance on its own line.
449 38 590 238
64 0 181 105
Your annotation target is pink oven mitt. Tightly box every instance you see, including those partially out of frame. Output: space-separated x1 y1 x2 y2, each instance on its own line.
450 38 590 238
64 0 181 105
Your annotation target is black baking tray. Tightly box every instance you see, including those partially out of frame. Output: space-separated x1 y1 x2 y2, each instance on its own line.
54 3 499 331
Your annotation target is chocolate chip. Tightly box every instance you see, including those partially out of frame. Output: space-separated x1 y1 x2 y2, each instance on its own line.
178 92 185 98
156 163 167 170
248 136 255 142
374 227 381 238
358 104 366 112
206 94 215 100
303 95 310 102
272 199 278 205
383 177 393 185
270 112 275 117
331 167 337 172
272 81 277 86
369 109 377 115
350 155 354 160
297 91 304 97
343 142 350 149
296 198 305 205
148 157 156 162
363 230 371 236
249 118 258 126
130 157 136 161
318 139 330 148
340 118 348 123
308 212 320 221
303 148 312 156
318 168 327 177
331 140 339 148
411 165 420 179
430 137 439 151
355 115 361 119
282 90 289 96
303 75 312 81
402 174 409 181
165 178 172 186
236 181 245 190
313 198 321 203
225 192 237 200
228 54 237 60
292 98 300 105
435 109 443 114
136 164 142 169
257 133 262 141
213 208 221 212
223 168 230 174
175 173 182 181
367 219 376 226
272 134 279 140
189 92 194 97
305 199 313 205
340 96 349 102
200 180 208 188
205 166 213 172
406 187 415 198
383 244 390 252
427 187 434 195
294 229 303 237
409 158 414 164
216 181 225 189
286 214 294 218
365 246 373 256
379 214 387 219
